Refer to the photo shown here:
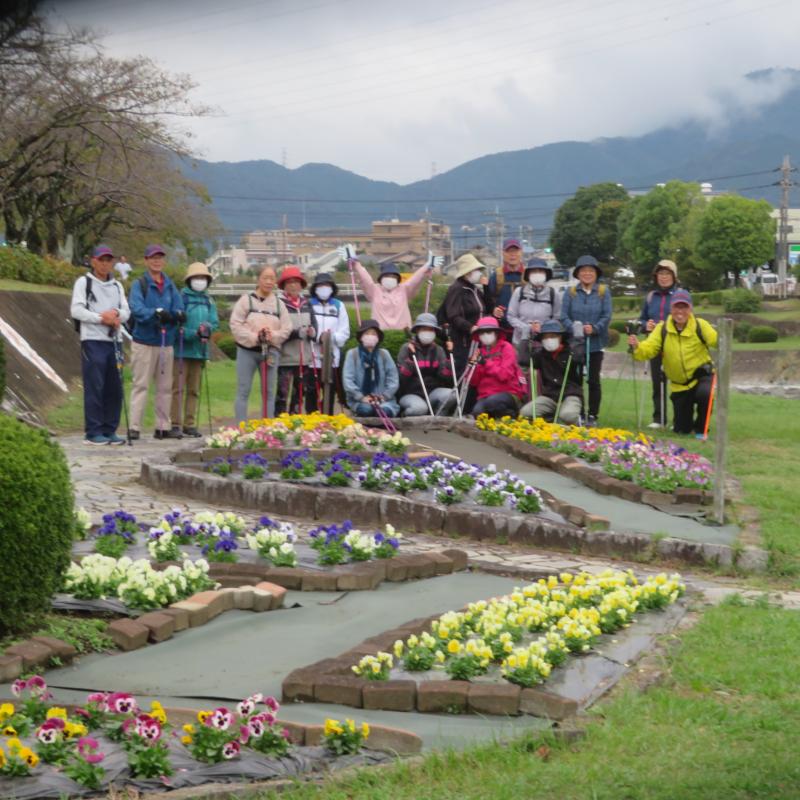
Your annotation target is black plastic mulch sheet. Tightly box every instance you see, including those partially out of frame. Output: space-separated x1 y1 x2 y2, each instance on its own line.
0 735 391 799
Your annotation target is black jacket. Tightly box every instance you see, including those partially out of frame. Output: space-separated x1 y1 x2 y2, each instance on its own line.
519 339 584 401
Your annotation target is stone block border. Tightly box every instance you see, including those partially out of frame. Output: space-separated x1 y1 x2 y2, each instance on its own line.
282 602 688 720
173 446 435 466
141 455 766 571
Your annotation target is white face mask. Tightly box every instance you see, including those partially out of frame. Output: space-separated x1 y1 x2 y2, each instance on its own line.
467 269 483 284
189 277 208 292
315 285 333 301
417 330 436 345
479 332 496 346
381 276 398 290
361 334 379 349
528 272 546 286
542 337 561 352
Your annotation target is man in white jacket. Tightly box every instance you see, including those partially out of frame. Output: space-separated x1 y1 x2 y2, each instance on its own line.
70 244 131 445
308 272 350 412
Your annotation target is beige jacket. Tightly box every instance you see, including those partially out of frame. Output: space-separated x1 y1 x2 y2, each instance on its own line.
230 291 292 351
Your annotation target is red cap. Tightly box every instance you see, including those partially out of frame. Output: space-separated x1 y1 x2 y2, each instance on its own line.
278 265 307 288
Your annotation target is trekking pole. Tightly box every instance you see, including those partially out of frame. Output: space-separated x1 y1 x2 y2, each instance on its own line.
584 329 591 424
631 353 639 430
457 359 478 418
440 324 462 419
298 338 305 413
371 399 397 433
660 364 666 428
309 340 322 411
411 351 434 415
159 322 167 378
423 274 434 314
202 338 213 436
347 258 362 327
554 354 573 425
528 348 537 422
637 360 648 430
701 371 718 440
260 338 269 420
114 335 133 446
175 323 185 438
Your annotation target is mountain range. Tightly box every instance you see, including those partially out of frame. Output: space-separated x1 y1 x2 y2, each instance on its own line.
185 69 800 246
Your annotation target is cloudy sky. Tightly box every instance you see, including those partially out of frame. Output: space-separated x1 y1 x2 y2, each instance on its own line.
50 0 800 184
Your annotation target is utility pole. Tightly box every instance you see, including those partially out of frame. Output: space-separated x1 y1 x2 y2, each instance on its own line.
483 207 504 269
776 155 794 299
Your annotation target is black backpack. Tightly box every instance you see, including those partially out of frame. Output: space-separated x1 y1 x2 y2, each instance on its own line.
72 274 123 333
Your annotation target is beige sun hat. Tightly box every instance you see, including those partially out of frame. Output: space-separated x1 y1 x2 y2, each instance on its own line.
185 262 213 284
453 253 486 280
652 259 677 280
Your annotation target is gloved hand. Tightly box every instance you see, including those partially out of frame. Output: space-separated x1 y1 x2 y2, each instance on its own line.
197 323 211 341
175 310 187 325
424 250 445 270
155 308 172 325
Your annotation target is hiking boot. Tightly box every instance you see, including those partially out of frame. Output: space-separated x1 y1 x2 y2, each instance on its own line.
170 426 183 439
128 429 140 440
85 435 110 445
107 433 127 446
647 421 664 430
182 427 202 437
154 429 171 440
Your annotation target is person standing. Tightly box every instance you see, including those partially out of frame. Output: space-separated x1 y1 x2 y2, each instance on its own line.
170 262 219 437
396 312 453 416
276 265 316 414
560 254 611 426
308 272 350 412
342 319 400 418
638 259 678 429
114 255 131 282
352 258 431 331
440 253 493 376
506 257 561 349
70 245 131 445
628 290 717 436
128 244 185 439
488 238 525 337
230 265 292 422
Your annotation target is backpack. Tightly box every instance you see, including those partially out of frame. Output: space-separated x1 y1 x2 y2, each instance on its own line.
660 318 708 351
122 274 151 336
72 274 122 333
569 283 607 298
521 285 555 307
246 293 281 319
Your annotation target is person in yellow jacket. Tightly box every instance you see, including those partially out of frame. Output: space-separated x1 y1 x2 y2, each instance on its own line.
627 289 717 436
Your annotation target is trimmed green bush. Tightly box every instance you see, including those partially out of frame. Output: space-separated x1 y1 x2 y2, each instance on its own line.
607 328 621 347
0 246 83 288
747 325 779 343
0 416 74 636
734 322 752 343
214 333 236 359
609 320 629 333
722 288 761 313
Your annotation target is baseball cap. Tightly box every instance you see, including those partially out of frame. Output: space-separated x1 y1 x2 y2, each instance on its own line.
144 244 166 258
502 238 522 251
92 245 114 258
671 289 693 307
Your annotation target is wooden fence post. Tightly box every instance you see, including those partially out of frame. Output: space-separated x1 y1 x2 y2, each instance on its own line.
713 317 733 524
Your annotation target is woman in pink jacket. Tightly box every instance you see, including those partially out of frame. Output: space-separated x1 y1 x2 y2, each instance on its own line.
468 317 527 419
352 259 431 331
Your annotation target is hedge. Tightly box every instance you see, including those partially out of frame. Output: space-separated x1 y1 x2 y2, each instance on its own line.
0 415 75 636
0 336 5 403
722 289 761 314
747 325 779 343
0 246 84 288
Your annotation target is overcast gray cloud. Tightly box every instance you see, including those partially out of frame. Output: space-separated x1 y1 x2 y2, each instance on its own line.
50 0 800 183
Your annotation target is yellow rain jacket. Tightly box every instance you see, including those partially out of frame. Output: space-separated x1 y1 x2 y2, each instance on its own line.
633 314 717 393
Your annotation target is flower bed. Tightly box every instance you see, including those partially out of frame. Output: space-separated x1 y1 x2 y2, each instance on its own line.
476 415 712 491
206 413 410 454
0 677 395 797
206 451 546 515
284 569 686 717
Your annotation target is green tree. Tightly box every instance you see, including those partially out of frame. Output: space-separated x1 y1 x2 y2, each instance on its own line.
550 183 629 266
659 201 721 291
619 181 703 284
696 196 776 286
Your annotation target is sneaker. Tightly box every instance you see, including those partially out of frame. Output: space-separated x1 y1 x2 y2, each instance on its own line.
128 429 140 440
85 435 110 445
154 430 171 440
586 415 598 427
107 433 127 445
695 433 707 440
170 426 183 439
647 422 664 430
182 427 202 437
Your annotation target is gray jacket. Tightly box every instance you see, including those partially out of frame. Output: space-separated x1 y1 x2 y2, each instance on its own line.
506 284 561 345
70 273 130 342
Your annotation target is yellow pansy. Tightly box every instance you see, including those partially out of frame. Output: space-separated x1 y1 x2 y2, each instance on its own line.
0 703 14 722
46 707 68 720
182 723 195 734
361 722 370 738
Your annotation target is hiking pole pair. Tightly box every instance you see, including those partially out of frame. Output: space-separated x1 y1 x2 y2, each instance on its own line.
259 330 271 420
113 334 133 446
437 324 462 419
408 339 435 416
173 312 187 439
201 335 213 437
528 342 538 422
371 399 397 433
553 353 573 425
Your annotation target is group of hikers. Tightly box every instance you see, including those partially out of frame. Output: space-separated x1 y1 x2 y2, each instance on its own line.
70 239 718 446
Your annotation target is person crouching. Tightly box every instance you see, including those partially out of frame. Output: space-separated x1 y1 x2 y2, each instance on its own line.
467 316 526 418
342 319 400 418
519 320 583 425
397 312 454 416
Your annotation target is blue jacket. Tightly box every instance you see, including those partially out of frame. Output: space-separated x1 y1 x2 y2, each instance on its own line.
639 286 676 328
178 287 219 360
560 283 612 353
129 273 184 346
342 347 400 414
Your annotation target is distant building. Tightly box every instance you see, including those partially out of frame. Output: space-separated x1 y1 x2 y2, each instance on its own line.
367 219 451 262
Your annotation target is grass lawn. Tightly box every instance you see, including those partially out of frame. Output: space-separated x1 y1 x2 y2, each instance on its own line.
0 278 71 294
262 600 800 800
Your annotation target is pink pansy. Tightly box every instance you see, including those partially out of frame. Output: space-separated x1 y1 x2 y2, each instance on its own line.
263 696 279 712
238 724 251 744
134 713 162 741
107 692 138 714
248 717 265 738
86 692 108 710
210 707 234 731
236 698 255 717
77 736 105 764
221 741 240 760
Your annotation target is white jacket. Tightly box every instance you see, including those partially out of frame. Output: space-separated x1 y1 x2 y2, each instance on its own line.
309 297 350 368
70 273 130 342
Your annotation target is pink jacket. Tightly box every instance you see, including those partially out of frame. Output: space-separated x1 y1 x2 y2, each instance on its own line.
470 339 527 400
353 261 430 331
